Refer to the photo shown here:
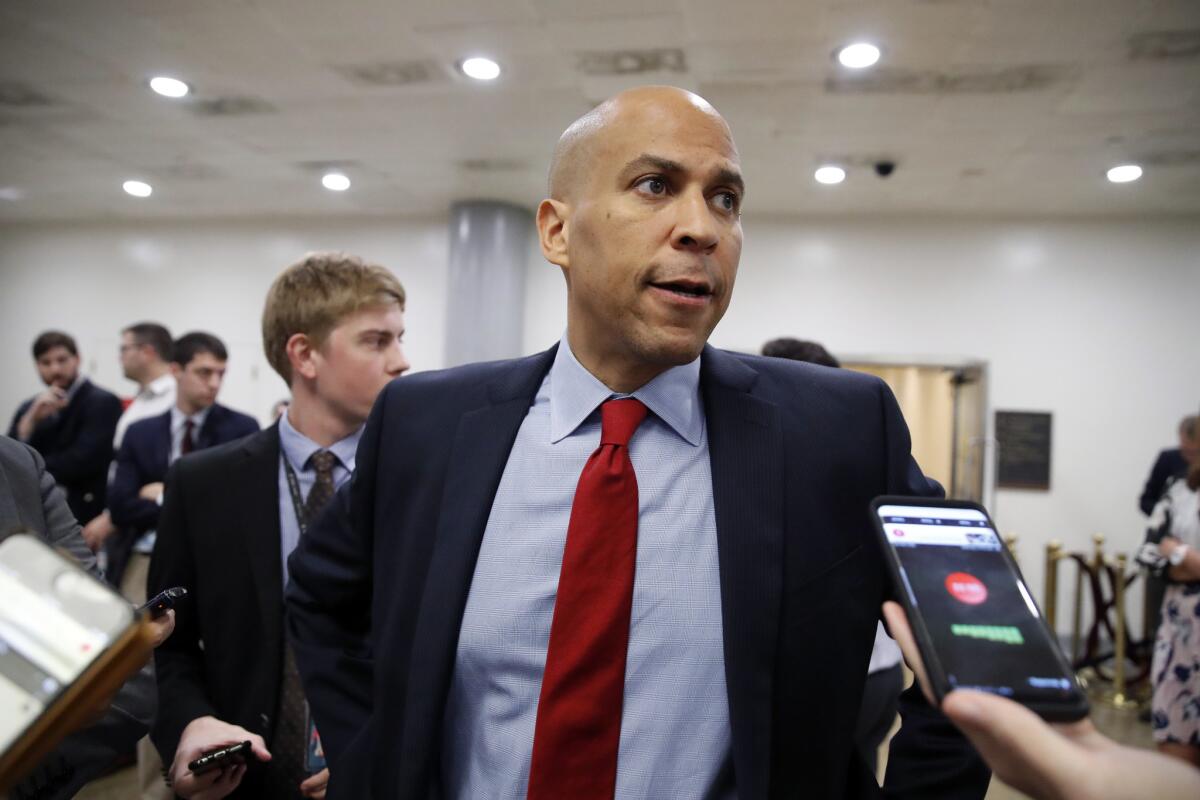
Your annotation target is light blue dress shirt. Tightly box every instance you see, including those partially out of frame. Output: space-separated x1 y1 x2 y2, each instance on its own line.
443 338 734 799
277 411 361 591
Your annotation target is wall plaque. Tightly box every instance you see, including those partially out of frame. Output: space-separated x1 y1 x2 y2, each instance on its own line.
995 411 1052 490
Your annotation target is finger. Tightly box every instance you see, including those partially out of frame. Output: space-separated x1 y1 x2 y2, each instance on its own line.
942 690 1095 799
247 734 272 761
881 601 935 706
300 769 329 793
176 767 222 798
198 763 246 800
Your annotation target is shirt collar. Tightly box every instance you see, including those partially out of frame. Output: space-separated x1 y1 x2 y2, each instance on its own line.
142 373 176 400
548 335 703 447
278 408 363 472
170 404 211 433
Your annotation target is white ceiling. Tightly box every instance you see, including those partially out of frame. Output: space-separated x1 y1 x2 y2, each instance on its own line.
1 0 1198 222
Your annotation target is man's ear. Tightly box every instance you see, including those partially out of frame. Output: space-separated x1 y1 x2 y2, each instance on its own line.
536 199 570 269
168 363 183 380
285 333 318 381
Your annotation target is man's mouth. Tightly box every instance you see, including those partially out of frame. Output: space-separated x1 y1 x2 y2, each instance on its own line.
648 279 714 300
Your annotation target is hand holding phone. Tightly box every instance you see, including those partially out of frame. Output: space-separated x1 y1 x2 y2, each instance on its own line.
871 497 1088 721
169 716 270 799
883 601 1200 800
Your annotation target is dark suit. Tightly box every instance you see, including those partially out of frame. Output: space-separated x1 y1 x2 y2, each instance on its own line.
108 404 258 587
8 379 123 525
147 426 288 797
1139 447 1188 516
0 435 155 800
286 345 990 799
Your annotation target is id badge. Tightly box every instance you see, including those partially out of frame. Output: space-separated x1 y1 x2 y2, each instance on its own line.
304 705 326 773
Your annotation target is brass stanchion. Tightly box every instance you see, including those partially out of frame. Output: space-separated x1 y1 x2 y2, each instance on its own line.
1004 534 1018 564
1092 533 1105 571
1071 557 1084 662
1108 553 1137 709
1044 541 1062 632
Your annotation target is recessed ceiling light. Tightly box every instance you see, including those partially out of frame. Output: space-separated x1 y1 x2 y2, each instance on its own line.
460 57 501 81
149 76 190 98
814 166 847 185
837 42 881 69
0 186 23 201
123 180 153 198
1106 164 1143 183
322 172 351 191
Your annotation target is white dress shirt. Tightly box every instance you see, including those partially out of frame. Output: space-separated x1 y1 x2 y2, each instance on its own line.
114 373 176 448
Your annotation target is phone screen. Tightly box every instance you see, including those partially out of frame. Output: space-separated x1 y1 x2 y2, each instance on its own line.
877 503 1081 705
0 535 133 754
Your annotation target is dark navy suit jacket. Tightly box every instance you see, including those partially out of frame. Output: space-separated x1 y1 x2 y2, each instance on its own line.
8 379 123 525
108 403 258 584
286 345 990 800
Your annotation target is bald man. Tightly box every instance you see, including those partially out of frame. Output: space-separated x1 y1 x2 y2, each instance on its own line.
287 86 989 800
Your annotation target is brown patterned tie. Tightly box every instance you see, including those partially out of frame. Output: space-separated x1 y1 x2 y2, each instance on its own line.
271 450 338 794
303 450 337 523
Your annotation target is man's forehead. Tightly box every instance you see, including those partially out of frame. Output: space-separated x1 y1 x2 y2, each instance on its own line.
40 346 75 360
595 113 739 184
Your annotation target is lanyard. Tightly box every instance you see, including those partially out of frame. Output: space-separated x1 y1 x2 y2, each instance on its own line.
282 456 311 536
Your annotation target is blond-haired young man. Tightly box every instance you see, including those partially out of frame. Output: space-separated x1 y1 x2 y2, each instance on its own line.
148 252 408 799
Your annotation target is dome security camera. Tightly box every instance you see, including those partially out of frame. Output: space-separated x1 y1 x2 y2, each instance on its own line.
874 161 896 178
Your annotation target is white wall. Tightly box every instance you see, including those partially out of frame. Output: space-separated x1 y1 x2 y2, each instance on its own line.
3 215 1198 632
0 218 450 425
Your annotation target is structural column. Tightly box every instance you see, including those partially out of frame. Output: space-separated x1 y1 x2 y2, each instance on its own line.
444 201 532 367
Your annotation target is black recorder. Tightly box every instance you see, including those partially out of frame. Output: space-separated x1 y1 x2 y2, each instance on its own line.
870 497 1089 722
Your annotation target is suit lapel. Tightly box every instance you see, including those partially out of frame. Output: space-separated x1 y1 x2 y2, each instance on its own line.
196 404 223 449
236 426 285 642
400 347 557 783
155 410 172 477
700 347 784 800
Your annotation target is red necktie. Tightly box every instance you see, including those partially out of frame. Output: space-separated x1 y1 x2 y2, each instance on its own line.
181 419 194 455
527 398 648 800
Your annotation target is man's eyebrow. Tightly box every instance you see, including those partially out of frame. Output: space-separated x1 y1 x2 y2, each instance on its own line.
714 167 745 195
356 328 396 339
621 154 685 176
621 154 744 194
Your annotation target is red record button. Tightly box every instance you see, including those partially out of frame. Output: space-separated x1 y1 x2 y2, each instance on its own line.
944 571 987 605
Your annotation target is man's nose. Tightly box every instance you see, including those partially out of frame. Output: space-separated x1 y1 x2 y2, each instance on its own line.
388 344 411 376
671 189 720 253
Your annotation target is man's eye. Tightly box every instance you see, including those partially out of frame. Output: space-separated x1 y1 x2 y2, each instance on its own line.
635 176 668 196
714 192 739 213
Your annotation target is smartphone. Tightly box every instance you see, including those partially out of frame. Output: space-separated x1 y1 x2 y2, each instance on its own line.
0 534 138 755
871 497 1089 721
139 586 187 618
188 740 251 775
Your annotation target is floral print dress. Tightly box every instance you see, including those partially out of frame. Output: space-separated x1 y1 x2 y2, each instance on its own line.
1144 479 1200 745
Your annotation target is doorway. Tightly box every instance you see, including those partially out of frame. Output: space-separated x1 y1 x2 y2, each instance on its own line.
842 360 988 502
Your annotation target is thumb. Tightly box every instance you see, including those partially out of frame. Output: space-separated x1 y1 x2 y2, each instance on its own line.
246 734 272 762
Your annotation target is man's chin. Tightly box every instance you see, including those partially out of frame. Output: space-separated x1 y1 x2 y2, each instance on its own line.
639 334 707 368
